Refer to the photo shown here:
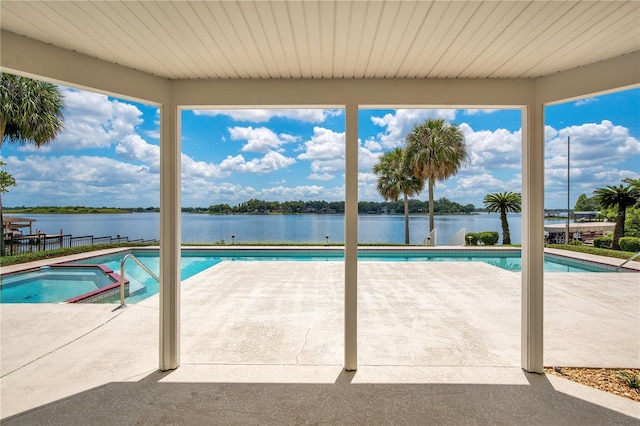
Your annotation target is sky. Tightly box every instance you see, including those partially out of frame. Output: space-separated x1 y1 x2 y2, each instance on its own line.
1 84 638 210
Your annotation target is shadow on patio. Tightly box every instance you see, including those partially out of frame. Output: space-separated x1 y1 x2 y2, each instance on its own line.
3 368 639 425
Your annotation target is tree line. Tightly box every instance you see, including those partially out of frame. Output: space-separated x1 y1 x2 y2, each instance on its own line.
198 197 477 215
5 206 159 214
5 198 477 215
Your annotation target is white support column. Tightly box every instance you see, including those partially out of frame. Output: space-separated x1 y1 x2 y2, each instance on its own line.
521 103 545 373
344 104 358 371
159 102 181 371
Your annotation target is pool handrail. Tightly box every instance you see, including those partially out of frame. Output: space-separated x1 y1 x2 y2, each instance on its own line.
119 253 159 308
617 250 640 272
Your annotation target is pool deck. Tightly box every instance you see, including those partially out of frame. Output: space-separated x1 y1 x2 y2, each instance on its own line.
1 254 639 424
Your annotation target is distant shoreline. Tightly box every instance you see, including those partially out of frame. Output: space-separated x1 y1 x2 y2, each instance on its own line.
4 207 481 216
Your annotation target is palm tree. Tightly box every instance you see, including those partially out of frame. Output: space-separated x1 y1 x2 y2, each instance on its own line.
0 72 64 255
593 182 640 250
405 118 467 233
0 73 64 149
373 147 424 244
483 192 522 245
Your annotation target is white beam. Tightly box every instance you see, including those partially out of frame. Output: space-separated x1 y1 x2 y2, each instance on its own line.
536 51 640 105
170 78 534 108
159 102 181 371
521 102 545 374
0 30 169 105
344 104 358 371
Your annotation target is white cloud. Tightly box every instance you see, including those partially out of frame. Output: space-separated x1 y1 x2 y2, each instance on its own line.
364 139 382 151
3 154 158 206
116 133 295 177
545 120 640 204
19 88 144 153
181 181 257 206
193 109 341 123
259 185 330 200
297 127 381 179
359 146 383 172
308 173 335 181
145 129 160 139
297 127 345 161
463 109 499 115
457 173 510 192
115 135 160 171
574 97 598 107
545 120 640 168
369 109 457 148
228 126 297 154
358 172 383 200
459 123 521 172
443 173 521 206
220 151 296 174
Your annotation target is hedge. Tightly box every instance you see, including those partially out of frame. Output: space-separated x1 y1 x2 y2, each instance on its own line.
593 237 613 249
464 232 479 246
478 231 499 246
618 237 640 252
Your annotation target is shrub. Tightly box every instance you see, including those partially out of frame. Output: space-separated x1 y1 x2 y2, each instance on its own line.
618 237 640 252
478 231 499 246
569 239 584 246
618 371 640 389
593 237 613 249
465 232 479 246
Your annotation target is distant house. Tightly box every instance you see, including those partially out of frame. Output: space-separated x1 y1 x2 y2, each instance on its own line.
574 211 601 222
544 221 614 245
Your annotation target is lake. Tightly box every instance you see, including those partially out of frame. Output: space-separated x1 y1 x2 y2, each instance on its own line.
17 212 528 245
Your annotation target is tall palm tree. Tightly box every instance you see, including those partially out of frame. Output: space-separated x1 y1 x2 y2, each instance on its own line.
0 72 64 255
593 182 640 250
483 192 522 245
405 118 467 233
373 147 424 244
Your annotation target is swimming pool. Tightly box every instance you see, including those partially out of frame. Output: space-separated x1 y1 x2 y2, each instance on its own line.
1 266 117 303
1 248 630 304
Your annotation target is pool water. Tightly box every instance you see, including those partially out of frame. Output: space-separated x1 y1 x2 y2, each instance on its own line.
100 255 222 303
0 268 116 303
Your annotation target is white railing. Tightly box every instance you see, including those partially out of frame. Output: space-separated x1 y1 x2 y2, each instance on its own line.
423 228 437 246
449 228 466 246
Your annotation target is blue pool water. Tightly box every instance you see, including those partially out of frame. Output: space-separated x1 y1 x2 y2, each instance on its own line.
1 249 627 304
0 267 116 303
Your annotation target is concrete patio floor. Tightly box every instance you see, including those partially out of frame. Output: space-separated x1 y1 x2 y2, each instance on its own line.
1 261 638 424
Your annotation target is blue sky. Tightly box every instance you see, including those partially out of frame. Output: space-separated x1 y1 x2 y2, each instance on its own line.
1 85 638 210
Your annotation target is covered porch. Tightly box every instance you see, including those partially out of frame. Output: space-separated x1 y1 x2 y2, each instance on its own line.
1 1 639 422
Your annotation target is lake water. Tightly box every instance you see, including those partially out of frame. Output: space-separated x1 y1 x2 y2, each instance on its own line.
18 212 527 245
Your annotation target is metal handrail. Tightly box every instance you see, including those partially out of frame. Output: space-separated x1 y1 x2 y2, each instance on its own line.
617 251 640 272
119 253 159 307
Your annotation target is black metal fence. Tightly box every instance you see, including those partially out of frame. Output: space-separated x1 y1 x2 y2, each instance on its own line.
2 233 155 256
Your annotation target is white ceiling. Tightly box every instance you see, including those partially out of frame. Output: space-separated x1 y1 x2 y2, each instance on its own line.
1 1 639 81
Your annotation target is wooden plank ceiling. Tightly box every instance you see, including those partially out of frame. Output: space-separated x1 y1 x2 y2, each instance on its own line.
1 1 639 80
